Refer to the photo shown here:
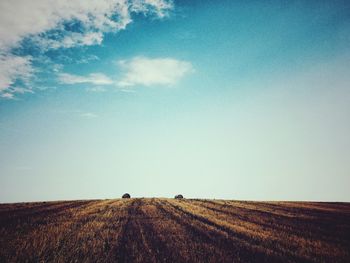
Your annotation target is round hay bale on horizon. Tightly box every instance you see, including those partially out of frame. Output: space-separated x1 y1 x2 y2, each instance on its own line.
122 193 131 198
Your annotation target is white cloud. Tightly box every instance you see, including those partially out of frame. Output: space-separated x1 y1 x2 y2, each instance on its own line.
59 55 193 89
58 73 113 85
0 0 173 95
117 56 193 87
0 54 33 92
0 0 173 51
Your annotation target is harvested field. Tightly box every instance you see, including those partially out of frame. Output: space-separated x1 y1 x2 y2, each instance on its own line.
0 198 349 262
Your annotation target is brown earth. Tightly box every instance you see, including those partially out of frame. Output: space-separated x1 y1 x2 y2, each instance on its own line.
0 198 349 262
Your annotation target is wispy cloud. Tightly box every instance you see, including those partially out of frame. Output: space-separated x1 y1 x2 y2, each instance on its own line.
77 55 100 64
0 54 33 92
53 109 99 119
58 73 113 85
86 86 107 92
9 87 34 94
117 56 193 87
120 89 137 93
0 0 173 97
130 0 173 18
58 56 193 89
80 112 98 119
1 92 14 99
34 32 104 50
2 86 34 99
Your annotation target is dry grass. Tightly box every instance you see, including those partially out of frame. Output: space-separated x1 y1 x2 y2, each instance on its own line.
0 198 349 262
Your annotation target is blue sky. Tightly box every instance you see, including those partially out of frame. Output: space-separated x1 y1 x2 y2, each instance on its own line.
0 0 350 202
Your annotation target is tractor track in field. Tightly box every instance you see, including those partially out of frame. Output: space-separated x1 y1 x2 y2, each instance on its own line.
53 200 123 261
0 200 98 230
157 199 289 263
197 200 350 245
114 199 178 263
172 199 324 262
189 200 312 238
154 200 235 261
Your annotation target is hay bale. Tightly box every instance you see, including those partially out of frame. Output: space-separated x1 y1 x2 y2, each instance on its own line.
175 194 183 199
122 193 131 198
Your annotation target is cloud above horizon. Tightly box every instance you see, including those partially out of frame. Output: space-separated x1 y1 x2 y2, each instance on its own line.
0 0 173 98
58 73 113 85
58 56 194 89
117 57 194 87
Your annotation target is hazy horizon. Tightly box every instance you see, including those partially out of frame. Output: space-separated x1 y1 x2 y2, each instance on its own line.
1 0 350 203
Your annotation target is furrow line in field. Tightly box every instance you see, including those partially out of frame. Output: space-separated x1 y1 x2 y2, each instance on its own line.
156 199 284 263
0 201 63 214
154 199 229 262
48 200 122 262
114 199 148 263
228 200 350 220
188 200 335 261
202 200 350 245
185 200 350 262
138 198 187 263
0 200 97 228
191 200 317 238
166 200 311 263
1 200 116 262
88 200 129 263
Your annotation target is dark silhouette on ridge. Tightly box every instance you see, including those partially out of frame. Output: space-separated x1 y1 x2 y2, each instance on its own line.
122 193 131 198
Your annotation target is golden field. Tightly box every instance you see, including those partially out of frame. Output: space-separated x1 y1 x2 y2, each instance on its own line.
0 198 349 262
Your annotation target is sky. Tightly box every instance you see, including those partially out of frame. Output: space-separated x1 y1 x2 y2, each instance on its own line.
0 0 350 202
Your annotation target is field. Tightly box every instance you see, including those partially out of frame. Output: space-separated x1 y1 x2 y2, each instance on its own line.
0 198 349 262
